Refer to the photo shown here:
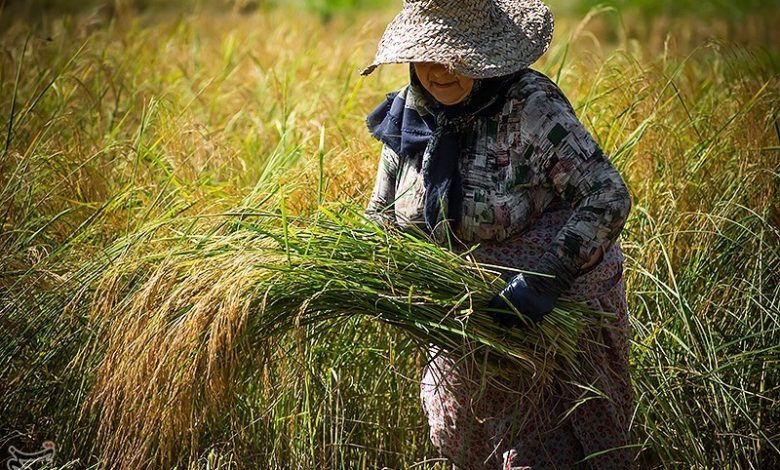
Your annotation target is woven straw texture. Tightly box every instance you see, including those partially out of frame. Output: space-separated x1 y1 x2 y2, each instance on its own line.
361 0 554 78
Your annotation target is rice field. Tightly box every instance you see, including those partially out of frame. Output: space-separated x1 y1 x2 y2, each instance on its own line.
1 0 779 468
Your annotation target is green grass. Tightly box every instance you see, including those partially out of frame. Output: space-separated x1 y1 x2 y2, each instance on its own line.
0 1 779 469
572 0 780 16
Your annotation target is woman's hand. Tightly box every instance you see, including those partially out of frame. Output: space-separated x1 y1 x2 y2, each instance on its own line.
487 274 558 328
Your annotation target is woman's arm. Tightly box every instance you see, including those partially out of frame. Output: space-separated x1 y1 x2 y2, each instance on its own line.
364 144 400 227
517 75 632 297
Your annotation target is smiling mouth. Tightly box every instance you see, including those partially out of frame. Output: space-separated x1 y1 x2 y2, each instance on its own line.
432 81 458 88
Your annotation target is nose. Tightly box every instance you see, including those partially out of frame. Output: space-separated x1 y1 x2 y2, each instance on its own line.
429 64 453 81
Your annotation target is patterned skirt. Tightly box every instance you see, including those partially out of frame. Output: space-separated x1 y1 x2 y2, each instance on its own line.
420 209 634 469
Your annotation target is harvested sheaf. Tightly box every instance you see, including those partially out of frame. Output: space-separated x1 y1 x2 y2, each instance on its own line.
87 206 615 468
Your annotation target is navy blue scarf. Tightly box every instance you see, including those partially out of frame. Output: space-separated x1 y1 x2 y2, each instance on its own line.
366 66 525 234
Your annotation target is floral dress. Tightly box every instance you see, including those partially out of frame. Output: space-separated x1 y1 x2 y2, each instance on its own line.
365 69 634 469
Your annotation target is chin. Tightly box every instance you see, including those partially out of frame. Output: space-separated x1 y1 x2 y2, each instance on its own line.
436 95 466 106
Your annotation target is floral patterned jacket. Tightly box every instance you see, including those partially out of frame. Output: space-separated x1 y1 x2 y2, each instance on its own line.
366 69 632 286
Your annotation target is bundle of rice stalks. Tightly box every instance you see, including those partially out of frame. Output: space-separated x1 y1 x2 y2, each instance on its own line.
86 205 614 468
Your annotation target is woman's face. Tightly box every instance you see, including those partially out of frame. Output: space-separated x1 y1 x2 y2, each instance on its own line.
413 62 475 106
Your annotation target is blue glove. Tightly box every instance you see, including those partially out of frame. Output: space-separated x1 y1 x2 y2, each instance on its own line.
487 273 559 328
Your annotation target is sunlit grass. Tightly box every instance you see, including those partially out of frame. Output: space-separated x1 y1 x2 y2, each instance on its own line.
0 2 778 469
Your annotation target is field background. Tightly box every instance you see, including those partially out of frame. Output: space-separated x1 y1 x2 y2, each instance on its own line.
1 0 779 468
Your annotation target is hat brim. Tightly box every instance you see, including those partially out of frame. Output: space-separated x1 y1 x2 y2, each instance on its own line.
361 0 554 78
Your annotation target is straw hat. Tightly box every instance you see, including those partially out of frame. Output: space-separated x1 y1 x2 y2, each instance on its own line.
361 0 554 78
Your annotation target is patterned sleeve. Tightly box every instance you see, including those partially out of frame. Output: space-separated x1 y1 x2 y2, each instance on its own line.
514 75 632 295
364 144 400 227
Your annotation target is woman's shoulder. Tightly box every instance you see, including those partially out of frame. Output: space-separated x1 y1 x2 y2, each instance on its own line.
504 69 576 116
499 69 599 156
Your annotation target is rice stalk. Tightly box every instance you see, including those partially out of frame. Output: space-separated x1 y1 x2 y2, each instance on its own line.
85 205 614 468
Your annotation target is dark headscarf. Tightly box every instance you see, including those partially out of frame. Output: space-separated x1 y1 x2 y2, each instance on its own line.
366 65 525 234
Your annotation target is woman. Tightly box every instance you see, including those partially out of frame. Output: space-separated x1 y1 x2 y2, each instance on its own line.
362 1 634 468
